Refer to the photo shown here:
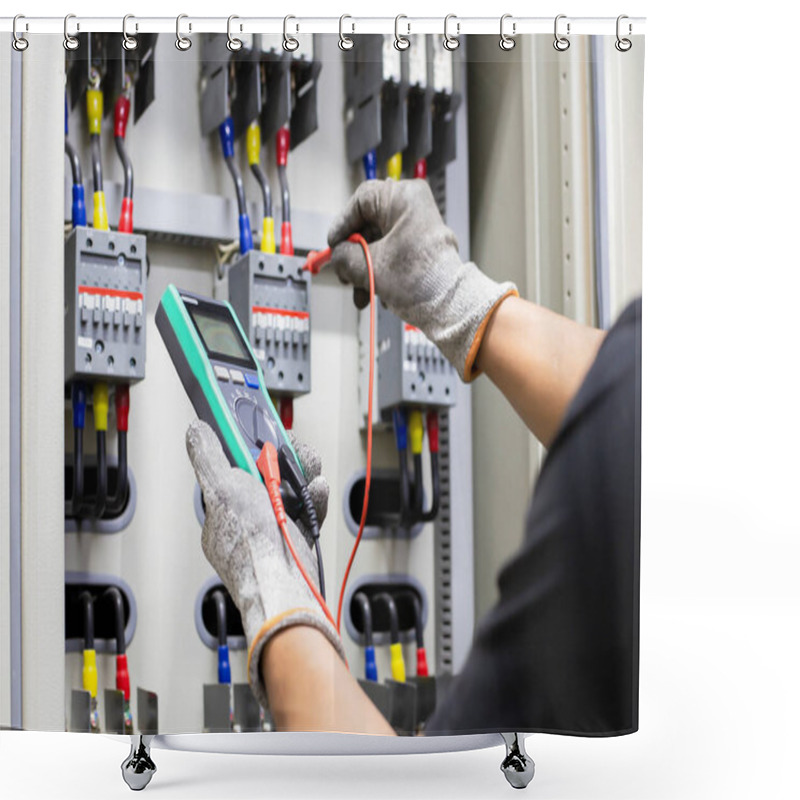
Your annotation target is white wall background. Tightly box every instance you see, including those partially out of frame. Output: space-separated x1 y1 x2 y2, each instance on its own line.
3 0 800 799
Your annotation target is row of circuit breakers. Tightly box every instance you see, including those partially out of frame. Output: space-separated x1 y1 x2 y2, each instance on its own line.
64 32 460 422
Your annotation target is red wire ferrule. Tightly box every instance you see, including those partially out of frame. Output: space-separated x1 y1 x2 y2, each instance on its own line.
114 96 131 139
276 127 290 167
118 197 134 234
414 158 428 179
279 397 294 430
116 654 131 700
280 221 294 256
416 647 429 678
426 410 439 454
115 385 130 432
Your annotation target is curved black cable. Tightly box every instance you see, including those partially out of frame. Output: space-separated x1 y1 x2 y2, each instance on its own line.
65 138 83 186
352 592 374 648
373 592 400 645
79 591 95 650
90 134 103 195
103 587 126 656
250 163 272 220
419 451 440 523
105 431 128 518
278 164 291 225
412 453 424 516
93 431 107 519
72 424 85 518
399 590 424 649
114 135 134 200
211 589 227 647
225 156 247 220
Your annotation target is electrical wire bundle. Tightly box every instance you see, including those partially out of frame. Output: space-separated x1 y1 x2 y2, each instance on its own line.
220 116 253 255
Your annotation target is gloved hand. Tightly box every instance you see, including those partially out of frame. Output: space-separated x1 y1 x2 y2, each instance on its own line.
186 420 344 710
327 178 518 381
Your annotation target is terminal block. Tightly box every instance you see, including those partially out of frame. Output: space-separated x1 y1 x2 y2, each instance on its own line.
228 250 311 397
65 227 147 383
360 305 456 427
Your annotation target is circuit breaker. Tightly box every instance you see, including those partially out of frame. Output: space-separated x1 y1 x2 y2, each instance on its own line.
228 251 311 397
361 305 456 426
64 226 147 383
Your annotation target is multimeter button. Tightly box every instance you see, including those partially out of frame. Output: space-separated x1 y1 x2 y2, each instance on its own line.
244 373 259 388
230 369 245 385
214 365 230 381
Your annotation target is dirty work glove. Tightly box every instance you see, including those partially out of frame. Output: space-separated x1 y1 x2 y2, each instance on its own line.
327 178 518 381
186 420 344 710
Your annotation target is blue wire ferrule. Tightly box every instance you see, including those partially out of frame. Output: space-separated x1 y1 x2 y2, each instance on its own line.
363 149 378 181
364 645 378 682
72 382 87 429
219 116 236 160
238 214 253 254
72 184 87 228
393 408 408 452
217 644 231 685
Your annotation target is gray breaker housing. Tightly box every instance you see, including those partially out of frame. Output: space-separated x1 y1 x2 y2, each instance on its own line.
64 226 147 383
228 250 311 397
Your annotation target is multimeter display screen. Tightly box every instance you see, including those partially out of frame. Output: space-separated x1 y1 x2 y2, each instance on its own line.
189 306 254 368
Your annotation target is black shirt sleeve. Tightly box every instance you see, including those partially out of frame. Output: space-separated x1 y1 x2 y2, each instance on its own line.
426 297 641 736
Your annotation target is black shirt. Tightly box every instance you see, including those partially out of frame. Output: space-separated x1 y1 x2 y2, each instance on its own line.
427 297 641 736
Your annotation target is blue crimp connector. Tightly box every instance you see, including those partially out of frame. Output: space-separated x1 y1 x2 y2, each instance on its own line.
362 149 378 181
72 382 87 429
72 184 87 228
364 645 378 682
219 116 236 160
238 214 253 255
217 644 231 685
393 408 408 452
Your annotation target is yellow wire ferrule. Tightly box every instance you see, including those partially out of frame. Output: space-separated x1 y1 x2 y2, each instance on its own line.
409 410 424 456
86 89 103 135
82 649 98 698
387 152 402 181
261 217 276 254
246 120 262 166
389 642 406 683
93 383 109 432
92 191 109 232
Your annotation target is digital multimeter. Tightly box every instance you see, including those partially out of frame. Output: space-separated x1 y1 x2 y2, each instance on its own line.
156 285 304 500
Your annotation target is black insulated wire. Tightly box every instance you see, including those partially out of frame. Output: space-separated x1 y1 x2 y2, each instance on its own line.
103 587 126 656
353 592 374 648
93 431 107 519
278 164 291 225
72 424 85 518
397 447 411 523
211 590 227 647
412 453 424 516
374 593 400 644
79 591 95 650
419 452 440 523
105 430 128 518
250 163 272 220
65 138 83 186
90 134 103 195
114 135 134 200
225 156 248 220
400 590 425 649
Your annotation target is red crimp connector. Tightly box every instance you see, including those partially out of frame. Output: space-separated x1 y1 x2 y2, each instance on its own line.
414 158 428 179
280 221 294 256
426 410 439 453
276 127 290 167
116 654 131 700
303 247 332 275
115 385 130 432
118 197 134 234
114 96 131 139
279 397 294 431
416 647 429 678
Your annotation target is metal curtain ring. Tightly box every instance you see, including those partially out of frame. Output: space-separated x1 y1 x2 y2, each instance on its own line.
122 15 138 51
443 14 460 51
283 15 299 52
553 14 570 52
394 15 410 51
499 14 515 51
12 14 29 52
227 15 242 52
175 14 192 51
615 14 632 52
339 14 354 51
64 14 79 51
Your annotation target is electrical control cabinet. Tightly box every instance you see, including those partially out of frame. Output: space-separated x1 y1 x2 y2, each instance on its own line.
361 305 457 425
228 251 311 397
64 226 147 383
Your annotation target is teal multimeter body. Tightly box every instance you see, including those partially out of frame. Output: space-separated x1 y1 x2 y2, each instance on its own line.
156 284 303 509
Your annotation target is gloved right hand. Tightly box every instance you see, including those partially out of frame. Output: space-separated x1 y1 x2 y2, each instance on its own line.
186 420 345 711
327 178 518 381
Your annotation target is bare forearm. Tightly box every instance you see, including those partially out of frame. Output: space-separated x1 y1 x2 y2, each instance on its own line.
261 625 396 735
475 296 606 447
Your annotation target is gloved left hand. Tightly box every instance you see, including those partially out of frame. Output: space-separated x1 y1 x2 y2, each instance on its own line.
186 419 345 710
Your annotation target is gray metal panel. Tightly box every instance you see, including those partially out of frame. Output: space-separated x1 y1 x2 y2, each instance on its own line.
8 45 22 732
